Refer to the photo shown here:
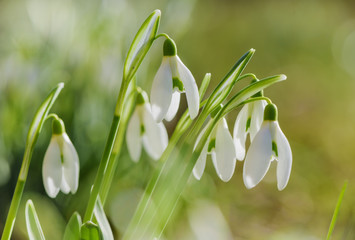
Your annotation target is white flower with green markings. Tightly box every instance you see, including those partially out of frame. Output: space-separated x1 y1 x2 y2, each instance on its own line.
243 103 292 191
193 107 237 182
151 38 199 122
233 90 267 160
126 90 169 162
42 118 79 198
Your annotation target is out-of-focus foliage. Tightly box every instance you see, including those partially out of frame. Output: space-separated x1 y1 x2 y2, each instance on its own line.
1 0 355 239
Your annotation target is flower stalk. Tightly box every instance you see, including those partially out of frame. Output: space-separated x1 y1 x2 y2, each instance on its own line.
83 9 161 222
1 83 64 240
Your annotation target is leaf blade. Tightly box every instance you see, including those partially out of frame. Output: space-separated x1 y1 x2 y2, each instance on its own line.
94 198 114 240
123 10 161 82
25 200 46 240
63 212 82 240
326 181 348 240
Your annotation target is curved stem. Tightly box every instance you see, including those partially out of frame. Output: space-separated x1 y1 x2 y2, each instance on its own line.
154 33 171 41
45 113 59 121
237 73 257 82
240 96 272 105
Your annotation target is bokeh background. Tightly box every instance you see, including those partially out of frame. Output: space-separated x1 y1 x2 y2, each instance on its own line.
1 0 355 239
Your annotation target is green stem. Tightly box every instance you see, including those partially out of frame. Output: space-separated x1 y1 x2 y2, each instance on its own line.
83 81 128 222
83 115 120 222
1 180 25 240
237 73 257 81
1 146 32 240
99 82 137 205
99 121 127 205
241 96 272 105
154 33 171 41
45 113 59 121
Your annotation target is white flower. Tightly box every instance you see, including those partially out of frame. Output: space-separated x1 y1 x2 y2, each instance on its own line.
126 90 169 162
151 39 199 122
243 103 292 191
233 99 267 160
193 117 237 182
42 118 79 198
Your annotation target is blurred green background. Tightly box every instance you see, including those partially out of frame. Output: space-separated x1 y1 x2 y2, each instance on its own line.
1 0 355 239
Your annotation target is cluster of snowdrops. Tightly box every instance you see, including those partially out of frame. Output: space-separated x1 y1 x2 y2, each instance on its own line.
1 9 292 240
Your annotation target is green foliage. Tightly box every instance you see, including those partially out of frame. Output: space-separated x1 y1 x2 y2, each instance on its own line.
326 181 348 240
80 222 103 240
25 200 45 240
123 10 161 83
63 212 82 240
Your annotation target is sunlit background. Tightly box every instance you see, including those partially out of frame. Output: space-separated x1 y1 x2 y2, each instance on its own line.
1 0 355 239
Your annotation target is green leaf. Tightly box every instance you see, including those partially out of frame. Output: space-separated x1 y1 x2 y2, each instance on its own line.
27 82 64 144
205 49 254 113
63 212 82 240
25 200 45 240
223 74 287 115
199 73 211 100
20 82 64 180
326 181 348 240
81 222 103 240
123 10 161 82
94 198 114 240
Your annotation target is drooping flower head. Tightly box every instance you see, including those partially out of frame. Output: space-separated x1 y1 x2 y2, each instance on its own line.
151 38 199 122
193 105 237 182
243 103 292 191
126 89 169 162
42 117 79 198
233 81 267 161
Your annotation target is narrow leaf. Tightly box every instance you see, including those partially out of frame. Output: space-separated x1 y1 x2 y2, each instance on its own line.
206 49 254 112
326 181 348 240
223 74 287 114
81 222 103 240
27 82 64 143
25 200 45 240
94 198 114 240
63 212 82 240
123 10 161 82
199 73 211 100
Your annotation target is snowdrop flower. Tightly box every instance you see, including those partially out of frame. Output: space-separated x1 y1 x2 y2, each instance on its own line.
126 90 169 162
193 107 237 182
233 92 267 160
151 38 199 122
43 118 79 198
243 103 292 191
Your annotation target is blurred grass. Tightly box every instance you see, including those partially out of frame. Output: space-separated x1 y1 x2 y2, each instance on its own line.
1 0 355 239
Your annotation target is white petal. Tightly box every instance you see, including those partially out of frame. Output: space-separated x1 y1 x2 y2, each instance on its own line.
213 118 237 182
249 100 267 141
175 56 200 119
233 104 249 161
243 122 273 189
42 136 62 198
60 170 71 194
142 104 169 160
274 122 292 191
165 91 180 122
126 108 142 162
61 133 80 194
193 143 208 180
151 57 173 122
